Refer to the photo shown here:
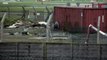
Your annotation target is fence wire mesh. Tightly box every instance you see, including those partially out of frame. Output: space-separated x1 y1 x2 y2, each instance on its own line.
0 43 107 60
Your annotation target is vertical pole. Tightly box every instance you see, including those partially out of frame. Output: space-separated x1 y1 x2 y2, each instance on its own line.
46 14 53 40
86 26 90 44
28 43 31 57
97 16 101 44
16 43 19 60
46 25 50 40
81 11 83 32
0 13 7 42
43 43 47 60
99 44 102 60
71 43 73 60
86 25 90 60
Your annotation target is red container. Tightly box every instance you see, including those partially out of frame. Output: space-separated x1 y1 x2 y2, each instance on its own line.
54 6 107 33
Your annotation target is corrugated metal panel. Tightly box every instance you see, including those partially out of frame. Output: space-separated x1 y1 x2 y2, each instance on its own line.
54 6 107 33
65 8 82 32
54 7 66 30
83 8 107 32
103 9 107 32
83 9 105 32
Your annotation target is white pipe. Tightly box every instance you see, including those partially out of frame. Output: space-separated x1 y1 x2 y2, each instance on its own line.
46 13 53 40
0 13 7 42
97 16 101 44
89 24 107 37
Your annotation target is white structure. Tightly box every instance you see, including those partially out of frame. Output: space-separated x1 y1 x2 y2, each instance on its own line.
8 21 23 28
0 13 7 42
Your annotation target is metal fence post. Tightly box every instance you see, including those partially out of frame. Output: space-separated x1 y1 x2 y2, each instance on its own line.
99 44 102 60
43 43 47 60
0 13 7 42
46 14 53 40
97 16 101 44
98 44 102 60
16 43 19 60
71 43 74 60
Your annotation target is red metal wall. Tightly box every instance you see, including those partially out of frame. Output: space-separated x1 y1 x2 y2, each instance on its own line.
65 8 82 32
54 7 66 30
54 6 107 33
83 9 105 32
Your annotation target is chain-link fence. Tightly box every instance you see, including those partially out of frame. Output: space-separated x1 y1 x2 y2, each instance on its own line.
0 6 48 26
0 42 107 60
0 6 107 44
0 6 51 41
